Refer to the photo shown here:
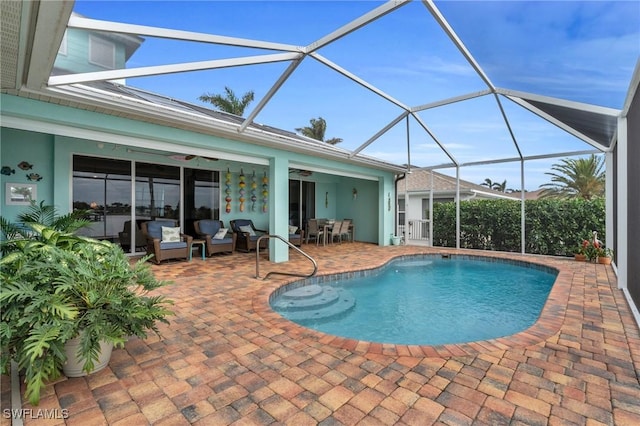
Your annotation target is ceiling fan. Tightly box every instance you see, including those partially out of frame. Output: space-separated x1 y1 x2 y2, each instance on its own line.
289 168 313 177
169 154 219 162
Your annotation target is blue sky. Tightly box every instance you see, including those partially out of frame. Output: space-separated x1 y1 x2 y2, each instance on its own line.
72 1 639 190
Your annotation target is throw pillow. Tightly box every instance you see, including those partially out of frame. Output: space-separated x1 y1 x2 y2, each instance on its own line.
288 225 298 234
161 226 181 242
213 228 228 240
239 225 256 236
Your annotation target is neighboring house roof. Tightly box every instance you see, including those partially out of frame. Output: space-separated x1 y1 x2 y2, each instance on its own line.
399 169 520 200
510 189 545 200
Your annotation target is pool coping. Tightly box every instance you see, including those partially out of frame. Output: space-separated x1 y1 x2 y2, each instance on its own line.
253 249 574 358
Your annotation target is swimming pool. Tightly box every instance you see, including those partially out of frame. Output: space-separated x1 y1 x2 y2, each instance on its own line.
270 255 558 346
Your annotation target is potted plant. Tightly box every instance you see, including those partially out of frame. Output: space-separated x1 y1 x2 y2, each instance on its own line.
596 247 614 265
574 239 590 261
0 205 173 405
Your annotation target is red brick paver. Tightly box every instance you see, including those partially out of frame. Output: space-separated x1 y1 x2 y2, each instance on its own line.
2 243 639 425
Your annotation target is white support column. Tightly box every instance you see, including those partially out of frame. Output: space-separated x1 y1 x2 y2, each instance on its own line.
429 171 434 246
615 117 627 290
521 160 526 254
456 166 460 249
404 172 409 243
269 157 289 263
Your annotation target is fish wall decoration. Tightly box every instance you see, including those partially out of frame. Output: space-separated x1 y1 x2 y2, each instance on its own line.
26 173 42 181
1 166 15 175
18 161 33 170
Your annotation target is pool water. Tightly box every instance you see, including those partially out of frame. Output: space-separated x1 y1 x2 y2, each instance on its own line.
271 256 557 346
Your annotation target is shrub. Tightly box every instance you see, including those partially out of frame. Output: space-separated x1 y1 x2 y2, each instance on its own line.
432 197 605 256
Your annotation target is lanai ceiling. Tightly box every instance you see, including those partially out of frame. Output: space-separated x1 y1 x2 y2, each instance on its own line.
2 0 638 183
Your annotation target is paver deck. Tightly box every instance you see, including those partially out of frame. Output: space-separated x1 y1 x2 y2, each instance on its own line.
2 243 639 425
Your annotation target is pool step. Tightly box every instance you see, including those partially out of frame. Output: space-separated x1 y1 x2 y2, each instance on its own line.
272 284 355 321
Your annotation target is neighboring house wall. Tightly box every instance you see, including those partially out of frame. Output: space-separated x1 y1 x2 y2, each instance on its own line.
54 28 128 74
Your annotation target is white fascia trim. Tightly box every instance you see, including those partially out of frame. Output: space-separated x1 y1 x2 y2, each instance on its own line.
25 1 74 90
2 115 269 166
289 162 382 181
68 15 300 52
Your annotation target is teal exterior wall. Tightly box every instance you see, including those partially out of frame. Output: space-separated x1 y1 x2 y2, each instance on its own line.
1 93 397 259
54 28 129 74
0 128 55 220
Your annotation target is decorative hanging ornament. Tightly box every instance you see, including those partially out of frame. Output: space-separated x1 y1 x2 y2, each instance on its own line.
250 171 257 211
225 168 232 213
262 172 269 213
238 169 246 212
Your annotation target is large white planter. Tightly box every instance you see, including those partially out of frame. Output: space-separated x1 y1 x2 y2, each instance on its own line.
63 337 113 377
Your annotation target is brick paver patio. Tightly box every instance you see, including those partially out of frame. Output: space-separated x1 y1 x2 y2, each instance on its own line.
2 243 639 425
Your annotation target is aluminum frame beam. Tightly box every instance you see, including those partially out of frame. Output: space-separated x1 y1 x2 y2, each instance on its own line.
306 0 410 54
68 15 300 52
48 53 299 86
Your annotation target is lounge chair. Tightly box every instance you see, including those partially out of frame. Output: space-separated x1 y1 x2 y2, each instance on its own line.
230 219 268 252
194 219 236 255
118 220 146 251
288 225 305 247
141 219 193 264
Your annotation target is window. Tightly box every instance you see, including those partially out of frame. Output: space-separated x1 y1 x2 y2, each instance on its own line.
89 35 115 69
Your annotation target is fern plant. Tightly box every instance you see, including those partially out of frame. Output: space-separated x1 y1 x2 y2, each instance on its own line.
0 222 173 405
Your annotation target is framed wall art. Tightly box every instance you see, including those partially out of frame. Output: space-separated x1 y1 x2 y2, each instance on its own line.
6 183 37 205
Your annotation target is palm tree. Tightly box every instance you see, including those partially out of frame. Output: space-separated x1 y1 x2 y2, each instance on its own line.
480 178 508 192
539 154 605 200
198 86 254 116
296 117 343 145
480 178 494 189
492 179 507 192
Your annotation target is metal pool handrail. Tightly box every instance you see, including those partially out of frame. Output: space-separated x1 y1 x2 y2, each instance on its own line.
255 234 318 280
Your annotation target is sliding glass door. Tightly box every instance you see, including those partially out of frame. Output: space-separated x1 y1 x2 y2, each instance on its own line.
289 179 315 232
183 168 220 236
73 154 220 254
72 155 132 245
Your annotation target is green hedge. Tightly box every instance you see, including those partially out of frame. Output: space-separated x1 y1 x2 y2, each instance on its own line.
432 198 605 256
